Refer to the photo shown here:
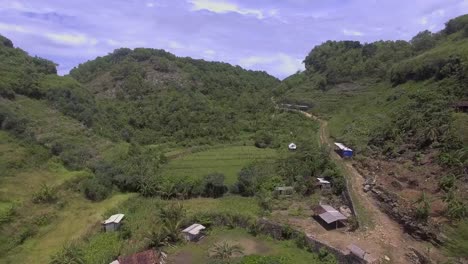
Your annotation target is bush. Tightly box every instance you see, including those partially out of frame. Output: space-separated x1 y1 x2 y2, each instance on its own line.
81 178 112 201
32 184 58 204
202 173 228 198
254 131 273 148
439 174 456 192
0 204 15 225
82 233 122 264
50 243 85 264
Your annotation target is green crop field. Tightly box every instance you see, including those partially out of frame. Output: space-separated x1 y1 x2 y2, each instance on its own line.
162 146 278 185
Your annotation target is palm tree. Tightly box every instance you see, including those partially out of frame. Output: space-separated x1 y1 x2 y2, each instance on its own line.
210 241 244 260
145 226 168 248
50 243 85 264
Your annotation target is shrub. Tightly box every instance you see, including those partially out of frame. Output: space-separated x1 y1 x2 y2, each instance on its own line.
81 179 112 201
0 204 15 225
254 130 273 148
50 243 85 264
439 174 456 192
32 184 58 204
202 173 228 198
447 198 467 220
414 192 430 221
82 233 122 264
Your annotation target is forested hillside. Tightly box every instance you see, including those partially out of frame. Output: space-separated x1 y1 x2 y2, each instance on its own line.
278 14 468 257
0 33 344 263
1 14 467 263
69 48 279 145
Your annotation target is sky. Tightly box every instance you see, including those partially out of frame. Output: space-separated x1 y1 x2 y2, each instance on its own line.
0 0 467 79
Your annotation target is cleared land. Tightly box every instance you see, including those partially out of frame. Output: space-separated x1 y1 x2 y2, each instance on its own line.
167 227 326 264
162 145 278 185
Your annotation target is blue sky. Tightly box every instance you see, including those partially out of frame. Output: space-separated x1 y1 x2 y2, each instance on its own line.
1 0 467 79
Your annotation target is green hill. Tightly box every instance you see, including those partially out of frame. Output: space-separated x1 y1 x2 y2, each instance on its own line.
278 14 468 226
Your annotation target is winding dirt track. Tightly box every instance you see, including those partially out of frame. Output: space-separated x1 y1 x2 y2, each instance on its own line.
298 110 440 264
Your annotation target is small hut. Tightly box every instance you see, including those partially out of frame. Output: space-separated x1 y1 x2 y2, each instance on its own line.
313 204 347 229
334 142 353 158
274 186 294 196
454 101 468 112
288 143 297 150
102 214 124 232
182 223 206 242
316 178 331 190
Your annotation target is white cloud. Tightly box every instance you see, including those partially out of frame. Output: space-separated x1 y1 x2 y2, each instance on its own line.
342 29 364 36
167 40 184 49
418 17 428 25
204 49 216 55
0 0 54 13
45 32 98 46
239 53 304 78
432 9 445 16
0 22 97 46
188 0 265 19
0 22 30 33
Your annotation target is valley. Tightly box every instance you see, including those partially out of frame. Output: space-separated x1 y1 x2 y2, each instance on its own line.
0 13 467 264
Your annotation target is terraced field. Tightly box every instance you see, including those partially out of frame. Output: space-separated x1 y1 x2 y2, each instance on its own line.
162 146 278 185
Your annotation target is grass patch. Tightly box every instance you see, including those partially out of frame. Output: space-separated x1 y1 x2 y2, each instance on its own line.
168 227 328 264
0 193 133 264
162 146 278 185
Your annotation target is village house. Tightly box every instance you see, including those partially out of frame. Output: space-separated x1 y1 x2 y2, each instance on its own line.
316 177 331 190
313 204 347 229
454 101 468 112
334 142 353 158
102 214 125 232
182 223 206 242
274 186 294 196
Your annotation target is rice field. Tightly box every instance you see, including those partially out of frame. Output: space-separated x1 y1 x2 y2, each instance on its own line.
162 145 278 185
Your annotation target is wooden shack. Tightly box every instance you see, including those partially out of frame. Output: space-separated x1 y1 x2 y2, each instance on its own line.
102 214 124 232
316 178 331 190
313 204 347 229
182 223 206 242
274 186 294 196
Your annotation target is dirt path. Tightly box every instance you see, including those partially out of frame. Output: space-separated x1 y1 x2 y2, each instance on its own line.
297 111 439 264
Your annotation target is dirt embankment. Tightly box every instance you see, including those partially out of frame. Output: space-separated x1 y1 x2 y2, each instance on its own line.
295 109 445 264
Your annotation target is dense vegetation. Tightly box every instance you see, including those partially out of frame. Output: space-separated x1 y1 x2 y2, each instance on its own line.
0 32 345 263
2 14 467 263
69 48 279 145
278 14 468 259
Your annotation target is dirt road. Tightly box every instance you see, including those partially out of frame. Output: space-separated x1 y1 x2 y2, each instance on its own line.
297 110 441 264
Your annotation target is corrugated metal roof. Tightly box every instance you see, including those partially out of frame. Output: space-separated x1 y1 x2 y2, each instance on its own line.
317 178 330 184
317 205 347 223
334 142 352 151
104 214 125 224
182 223 205 235
319 205 337 212
319 212 347 224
